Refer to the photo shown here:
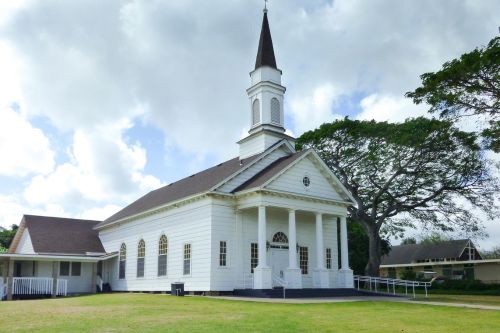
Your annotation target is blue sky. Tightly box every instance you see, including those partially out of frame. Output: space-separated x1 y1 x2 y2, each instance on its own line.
0 0 498 249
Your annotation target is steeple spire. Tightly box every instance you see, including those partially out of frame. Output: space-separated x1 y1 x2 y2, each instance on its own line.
255 9 277 70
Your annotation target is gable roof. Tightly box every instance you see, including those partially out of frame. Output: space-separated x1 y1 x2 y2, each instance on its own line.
234 149 356 204
234 150 308 192
96 153 263 228
10 215 105 255
381 239 473 265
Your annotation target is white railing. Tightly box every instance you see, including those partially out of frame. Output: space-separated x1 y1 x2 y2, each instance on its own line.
242 273 254 289
272 273 288 299
12 277 67 296
56 279 67 296
353 275 431 298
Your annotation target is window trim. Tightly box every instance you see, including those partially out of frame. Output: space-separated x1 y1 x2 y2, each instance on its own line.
158 234 168 277
137 239 145 278
250 242 258 273
299 246 309 275
219 240 228 268
325 248 332 270
119 243 126 280
183 243 192 276
59 261 81 277
59 261 70 277
252 98 260 126
71 262 82 277
270 97 280 125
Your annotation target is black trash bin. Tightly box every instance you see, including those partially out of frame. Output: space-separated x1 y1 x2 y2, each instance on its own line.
171 282 184 296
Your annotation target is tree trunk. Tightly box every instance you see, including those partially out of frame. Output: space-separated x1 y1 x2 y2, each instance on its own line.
364 225 382 277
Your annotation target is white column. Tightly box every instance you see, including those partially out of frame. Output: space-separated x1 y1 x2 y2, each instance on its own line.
288 210 298 269
312 212 329 288
340 216 349 270
285 209 302 288
257 205 268 268
253 205 272 289
337 215 354 288
315 213 325 269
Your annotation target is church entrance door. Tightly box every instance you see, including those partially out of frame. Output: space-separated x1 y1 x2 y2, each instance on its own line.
270 248 288 286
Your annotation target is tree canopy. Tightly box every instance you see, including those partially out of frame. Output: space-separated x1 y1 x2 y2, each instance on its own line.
0 224 18 250
406 36 500 152
297 117 498 276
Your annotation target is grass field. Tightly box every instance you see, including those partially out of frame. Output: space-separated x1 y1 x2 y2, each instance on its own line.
415 294 500 306
1 293 499 333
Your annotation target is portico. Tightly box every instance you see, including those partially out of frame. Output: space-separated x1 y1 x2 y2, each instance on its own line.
237 190 353 290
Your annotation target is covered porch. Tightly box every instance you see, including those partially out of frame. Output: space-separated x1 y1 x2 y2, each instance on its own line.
237 191 354 290
0 252 117 300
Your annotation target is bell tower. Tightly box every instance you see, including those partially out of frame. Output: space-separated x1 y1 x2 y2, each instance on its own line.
238 8 295 159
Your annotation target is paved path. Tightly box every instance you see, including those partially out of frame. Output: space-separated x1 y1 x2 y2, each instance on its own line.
208 296 500 310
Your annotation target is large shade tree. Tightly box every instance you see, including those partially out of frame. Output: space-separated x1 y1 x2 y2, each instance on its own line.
406 36 500 152
297 117 498 276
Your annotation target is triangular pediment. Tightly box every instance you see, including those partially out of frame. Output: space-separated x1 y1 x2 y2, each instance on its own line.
264 151 354 203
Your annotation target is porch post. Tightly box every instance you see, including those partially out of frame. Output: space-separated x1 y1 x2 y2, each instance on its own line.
340 216 349 270
257 205 268 269
253 205 272 289
284 209 302 288
91 262 97 294
312 213 329 288
6 259 14 301
337 216 354 288
51 261 58 298
315 213 325 270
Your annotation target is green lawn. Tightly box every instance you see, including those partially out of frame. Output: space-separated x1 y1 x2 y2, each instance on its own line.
0 294 499 333
415 294 500 306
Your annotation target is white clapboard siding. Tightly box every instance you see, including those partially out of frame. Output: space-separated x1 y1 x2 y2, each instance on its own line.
266 155 342 200
210 200 238 291
99 198 213 292
218 147 290 193
15 228 35 254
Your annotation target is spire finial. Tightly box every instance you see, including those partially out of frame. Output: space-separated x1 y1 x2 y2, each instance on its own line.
255 1 277 69
264 0 268 13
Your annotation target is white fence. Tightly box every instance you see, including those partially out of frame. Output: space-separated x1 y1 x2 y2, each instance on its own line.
354 275 431 298
12 277 67 296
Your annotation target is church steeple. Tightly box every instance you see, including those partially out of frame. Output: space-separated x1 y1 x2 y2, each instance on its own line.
255 10 277 70
238 7 295 159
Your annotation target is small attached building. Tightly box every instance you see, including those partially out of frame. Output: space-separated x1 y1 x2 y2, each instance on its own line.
0 215 116 300
380 239 500 283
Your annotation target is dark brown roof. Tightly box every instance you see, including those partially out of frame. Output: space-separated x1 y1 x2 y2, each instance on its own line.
22 215 105 255
255 11 277 70
381 239 474 265
96 153 262 228
234 150 308 192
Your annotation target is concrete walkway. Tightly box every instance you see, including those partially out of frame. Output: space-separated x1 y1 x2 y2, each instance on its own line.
208 295 500 310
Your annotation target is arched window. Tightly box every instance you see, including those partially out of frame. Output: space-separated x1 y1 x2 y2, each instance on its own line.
119 243 126 279
252 99 260 125
137 239 145 278
158 235 168 276
271 98 280 124
272 231 288 244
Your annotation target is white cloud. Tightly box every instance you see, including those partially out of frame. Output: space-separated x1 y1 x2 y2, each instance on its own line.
0 0 498 248
76 204 124 222
0 107 55 177
24 120 161 212
289 83 342 134
357 94 427 123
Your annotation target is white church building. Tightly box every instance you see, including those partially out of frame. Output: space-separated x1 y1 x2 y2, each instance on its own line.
0 9 355 300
